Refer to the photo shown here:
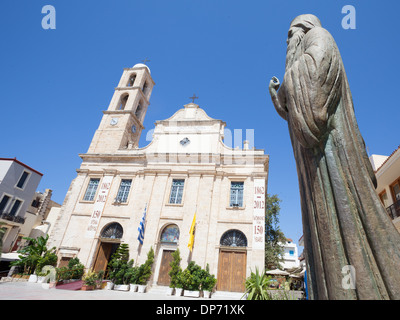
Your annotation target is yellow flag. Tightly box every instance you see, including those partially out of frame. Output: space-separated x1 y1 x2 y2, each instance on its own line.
188 213 196 252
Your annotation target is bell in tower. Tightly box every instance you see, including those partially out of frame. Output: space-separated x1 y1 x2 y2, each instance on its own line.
87 63 155 154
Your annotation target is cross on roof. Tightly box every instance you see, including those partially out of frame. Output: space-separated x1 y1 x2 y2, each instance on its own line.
189 94 199 103
141 58 151 64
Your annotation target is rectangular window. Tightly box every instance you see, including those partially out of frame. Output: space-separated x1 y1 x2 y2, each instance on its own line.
83 178 100 201
116 179 132 203
0 195 11 213
169 179 185 204
289 250 295 256
16 171 29 189
393 182 400 201
230 182 244 207
9 199 22 216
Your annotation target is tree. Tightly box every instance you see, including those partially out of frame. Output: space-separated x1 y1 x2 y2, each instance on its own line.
107 243 133 285
168 249 182 289
265 194 286 270
137 246 154 285
10 234 57 275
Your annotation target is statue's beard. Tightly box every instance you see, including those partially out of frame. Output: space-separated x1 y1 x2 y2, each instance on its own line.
285 31 305 71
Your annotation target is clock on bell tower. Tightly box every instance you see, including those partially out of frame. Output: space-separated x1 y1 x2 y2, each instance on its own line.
87 63 155 154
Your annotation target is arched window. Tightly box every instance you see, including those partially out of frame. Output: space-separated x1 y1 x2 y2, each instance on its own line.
135 103 143 119
101 222 123 239
127 74 136 87
220 229 247 247
160 224 180 244
118 94 129 110
142 81 148 95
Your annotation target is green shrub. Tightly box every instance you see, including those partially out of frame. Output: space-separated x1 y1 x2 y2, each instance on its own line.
127 266 140 285
137 247 154 285
83 269 97 286
179 261 202 291
200 264 217 292
107 244 134 285
11 235 56 275
244 268 273 300
168 249 182 289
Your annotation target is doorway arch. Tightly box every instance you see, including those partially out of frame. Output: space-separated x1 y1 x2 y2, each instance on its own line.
217 229 248 292
156 224 180 286
92 222 123 273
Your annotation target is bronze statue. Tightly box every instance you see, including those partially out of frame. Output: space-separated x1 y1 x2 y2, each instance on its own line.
269 14 400 299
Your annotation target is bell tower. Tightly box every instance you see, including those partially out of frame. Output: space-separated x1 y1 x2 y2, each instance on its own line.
87 63 155 154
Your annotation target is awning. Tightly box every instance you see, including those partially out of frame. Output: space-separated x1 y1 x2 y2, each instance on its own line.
0 252 21 262
266 268 290 276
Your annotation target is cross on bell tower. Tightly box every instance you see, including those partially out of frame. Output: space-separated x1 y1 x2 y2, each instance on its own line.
87 63 155 153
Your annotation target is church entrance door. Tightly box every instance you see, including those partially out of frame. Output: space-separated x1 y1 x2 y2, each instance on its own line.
93 241 119 274
217 250 246 292
157 250 174 286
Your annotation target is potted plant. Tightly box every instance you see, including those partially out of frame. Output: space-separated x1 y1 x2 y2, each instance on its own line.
200 264 217 298
82 269 97 291
56 266 69 283
107 243 132 291
111 265 133 291
181 261 202 298
36 270 48 283
137 247 154 293
175 271 184 296
68 257 85 281
167 249 181 295
128 266 140 292
106 280 114 290
95 270 105 289
28 274 38 283
114 259 134 291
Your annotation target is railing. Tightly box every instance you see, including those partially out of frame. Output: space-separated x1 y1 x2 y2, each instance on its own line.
0 212 26 224
387 199 400 220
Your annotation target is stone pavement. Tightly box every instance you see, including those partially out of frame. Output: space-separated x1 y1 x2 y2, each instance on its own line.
0 281 244 300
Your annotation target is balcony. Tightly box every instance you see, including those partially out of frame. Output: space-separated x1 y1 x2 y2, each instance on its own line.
0 212 26 224
387 199 400 220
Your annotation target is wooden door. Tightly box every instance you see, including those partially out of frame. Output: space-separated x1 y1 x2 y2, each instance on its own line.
157 250 174 286
93 242 113 273
58 257 71 268
217 250 246 292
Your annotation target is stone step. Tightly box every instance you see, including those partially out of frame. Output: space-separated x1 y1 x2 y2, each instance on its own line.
211 291 245 300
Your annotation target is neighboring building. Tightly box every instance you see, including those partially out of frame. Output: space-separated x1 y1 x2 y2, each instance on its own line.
0 159 60 256
279 238 300 270
0 158 43 253
24 189 61 241
370 146 400 232
298 235 305 270
48 63 269 293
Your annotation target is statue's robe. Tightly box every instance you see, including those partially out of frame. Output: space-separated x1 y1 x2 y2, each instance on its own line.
276 26 400 299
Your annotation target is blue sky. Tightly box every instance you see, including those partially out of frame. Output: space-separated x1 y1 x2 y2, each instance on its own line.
1 0 399 249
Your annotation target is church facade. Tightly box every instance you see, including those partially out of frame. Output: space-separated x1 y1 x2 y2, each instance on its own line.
48 63 269 292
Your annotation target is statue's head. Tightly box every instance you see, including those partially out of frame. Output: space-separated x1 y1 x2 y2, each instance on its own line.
286 14 321 69
290 14 321 31
287 14 321 45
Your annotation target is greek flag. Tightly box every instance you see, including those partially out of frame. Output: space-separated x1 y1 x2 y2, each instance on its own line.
137 204 147 245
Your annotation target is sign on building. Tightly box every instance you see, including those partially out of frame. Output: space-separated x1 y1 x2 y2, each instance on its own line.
253 178 265 250
85 175 113 238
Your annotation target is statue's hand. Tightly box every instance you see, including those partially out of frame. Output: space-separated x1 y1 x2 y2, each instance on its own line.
269 76 280 92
